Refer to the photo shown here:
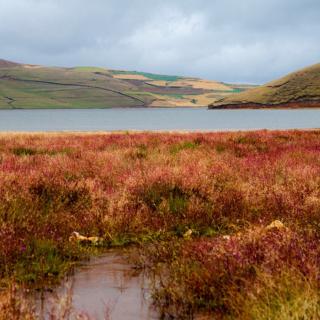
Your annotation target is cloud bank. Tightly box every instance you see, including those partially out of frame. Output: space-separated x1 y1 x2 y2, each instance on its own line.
0 0 319 83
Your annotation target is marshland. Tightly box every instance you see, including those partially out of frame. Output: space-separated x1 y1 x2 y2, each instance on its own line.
1 130 320 319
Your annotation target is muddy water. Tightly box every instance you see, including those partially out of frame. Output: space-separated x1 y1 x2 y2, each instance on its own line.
35 251 158 319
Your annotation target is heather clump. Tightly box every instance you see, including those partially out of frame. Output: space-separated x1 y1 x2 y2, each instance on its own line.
147 225 320 318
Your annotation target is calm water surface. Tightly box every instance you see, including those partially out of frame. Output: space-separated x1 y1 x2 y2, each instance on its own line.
35 251 158 320
1 108 320 131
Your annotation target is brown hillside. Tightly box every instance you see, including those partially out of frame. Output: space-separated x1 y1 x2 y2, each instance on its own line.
0 59 20 68
209 63 320 109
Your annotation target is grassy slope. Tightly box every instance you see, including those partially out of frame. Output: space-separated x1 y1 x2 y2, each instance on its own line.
0 60 253 108
0 65 148 108
209 63 320 108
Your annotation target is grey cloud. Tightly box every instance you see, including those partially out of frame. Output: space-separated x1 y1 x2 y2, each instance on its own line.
0 0 319 83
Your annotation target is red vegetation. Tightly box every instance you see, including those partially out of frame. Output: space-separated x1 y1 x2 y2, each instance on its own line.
0 130 320 317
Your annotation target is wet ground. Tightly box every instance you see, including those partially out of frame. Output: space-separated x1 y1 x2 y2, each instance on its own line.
34 250 158 319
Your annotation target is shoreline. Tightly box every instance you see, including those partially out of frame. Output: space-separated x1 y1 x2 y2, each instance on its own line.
0 128 319 135
1 105 320 111
209 100 320 109
0 105 208 110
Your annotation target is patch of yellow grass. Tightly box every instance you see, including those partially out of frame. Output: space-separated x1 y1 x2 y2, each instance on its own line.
149 92 219 107
149 94 202 107
113 74 150 80
147 79 232 91
175 79 232 91
22 65 41 69
149 99 176 107
187 94 218 106
237 272 320 320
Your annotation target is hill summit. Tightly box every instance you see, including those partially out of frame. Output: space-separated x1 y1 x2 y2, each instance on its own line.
0 59 20 68
209 63 320 109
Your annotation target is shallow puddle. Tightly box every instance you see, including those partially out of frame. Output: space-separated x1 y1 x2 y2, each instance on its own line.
34 250 158 319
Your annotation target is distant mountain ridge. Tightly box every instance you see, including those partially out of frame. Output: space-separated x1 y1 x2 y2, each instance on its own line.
0 59 253 109
209 63 320 109
0 59 20 68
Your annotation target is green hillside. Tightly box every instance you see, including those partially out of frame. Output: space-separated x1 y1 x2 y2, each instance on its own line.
0 59 253 108
0 60 147 108
209 63 320 109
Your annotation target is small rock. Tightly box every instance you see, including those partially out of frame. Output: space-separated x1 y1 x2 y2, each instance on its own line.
183 229 193 239
69 231 104 246
265 220 285 231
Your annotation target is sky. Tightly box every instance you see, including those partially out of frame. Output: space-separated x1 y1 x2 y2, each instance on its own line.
0 0 319 84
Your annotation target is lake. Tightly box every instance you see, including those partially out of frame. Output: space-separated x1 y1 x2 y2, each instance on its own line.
1 108 320 131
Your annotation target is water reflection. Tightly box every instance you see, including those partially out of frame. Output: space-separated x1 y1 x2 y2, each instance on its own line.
35 251 158 320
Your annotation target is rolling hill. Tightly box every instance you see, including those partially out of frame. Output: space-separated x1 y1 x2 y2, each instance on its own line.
209 63 320 109
0 59 253 109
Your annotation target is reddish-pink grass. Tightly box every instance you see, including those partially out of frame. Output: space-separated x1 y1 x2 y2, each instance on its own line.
0 130 320 317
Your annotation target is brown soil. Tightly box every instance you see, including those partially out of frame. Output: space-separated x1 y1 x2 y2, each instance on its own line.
209 100 320 109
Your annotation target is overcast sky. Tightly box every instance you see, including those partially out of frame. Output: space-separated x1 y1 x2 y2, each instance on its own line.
0 0 319 83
